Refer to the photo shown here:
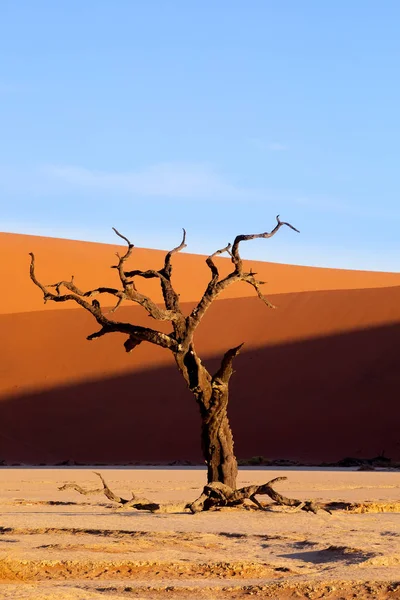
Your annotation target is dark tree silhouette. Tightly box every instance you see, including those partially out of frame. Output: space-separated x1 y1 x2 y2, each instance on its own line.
29 215 299 489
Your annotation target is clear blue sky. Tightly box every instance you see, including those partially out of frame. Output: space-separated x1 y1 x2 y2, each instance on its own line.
1 0 400 271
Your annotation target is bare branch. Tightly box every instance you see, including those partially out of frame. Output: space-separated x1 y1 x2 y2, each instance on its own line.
108 296 124 314
157 228 187 318
186 216 299 343
29 252 180 353
35 228 179 323
59 472 160 512
205 243 232 283
30 253 109 318
231 215 300 274
110 228 135 297
87 327 111 341
242 275 276 309
58 483 102 495
94 471 129 504
86 323 177 351
213 343 244 384
124 268 166 281
188 477 330 514
112 227 134 249
29 252 49 298
109 228 179 319
164 228 187 276
118 229 187 336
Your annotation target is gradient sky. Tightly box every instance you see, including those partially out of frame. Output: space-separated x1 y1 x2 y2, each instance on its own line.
1 1 400 271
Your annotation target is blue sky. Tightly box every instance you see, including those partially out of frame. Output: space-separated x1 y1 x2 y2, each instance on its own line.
1 0 400 271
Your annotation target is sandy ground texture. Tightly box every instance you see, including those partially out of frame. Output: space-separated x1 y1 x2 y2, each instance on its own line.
0 468 399 599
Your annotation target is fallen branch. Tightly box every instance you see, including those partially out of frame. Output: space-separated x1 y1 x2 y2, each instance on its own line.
187 477 331 515
59 472 160 512
58 482 102 495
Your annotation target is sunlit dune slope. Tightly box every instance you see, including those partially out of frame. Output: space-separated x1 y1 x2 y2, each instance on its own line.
1 280 400 463
2 287 400 397
2 231 400 315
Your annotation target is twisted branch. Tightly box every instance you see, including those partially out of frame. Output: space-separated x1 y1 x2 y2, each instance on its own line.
29 251 179 353
108 228 181 321
205 243 232 283
164 228 187 274
188 477 330 515
59 472 159 512
123 229 187 339
231 215 300 275
158 229 187 331
30 216 298 360
111 227 135 289
186 216 298 340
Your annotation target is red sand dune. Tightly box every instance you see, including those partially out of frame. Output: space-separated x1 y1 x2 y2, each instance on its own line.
1 232 400 464
2 232 400 314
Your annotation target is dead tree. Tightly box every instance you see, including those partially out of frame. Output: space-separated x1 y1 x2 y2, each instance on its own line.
29 215 299 489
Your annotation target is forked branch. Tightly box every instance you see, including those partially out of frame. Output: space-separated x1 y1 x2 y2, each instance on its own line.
158 229 187 326
111 227 135 290
110 228 181 321
30 217 299 356
205 243 232 283
123 229 187 338
29 251 179 353
187 216 299 338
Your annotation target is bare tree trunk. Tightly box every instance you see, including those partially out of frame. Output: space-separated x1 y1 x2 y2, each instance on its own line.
200 388 238 489
175 347 239 488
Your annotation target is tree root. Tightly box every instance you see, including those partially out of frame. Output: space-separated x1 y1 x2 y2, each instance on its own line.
187 477 332 514
58 472 160 512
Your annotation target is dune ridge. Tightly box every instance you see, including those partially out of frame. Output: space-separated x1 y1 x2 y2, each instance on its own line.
2 232 400 315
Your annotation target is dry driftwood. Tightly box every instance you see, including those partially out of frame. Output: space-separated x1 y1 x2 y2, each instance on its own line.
59 472 160 512
187 477 331 515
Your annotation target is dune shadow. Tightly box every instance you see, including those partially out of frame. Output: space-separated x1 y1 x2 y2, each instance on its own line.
0 322 399 464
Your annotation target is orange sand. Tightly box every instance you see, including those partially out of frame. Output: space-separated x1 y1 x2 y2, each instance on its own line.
1 232 399 464
2 231 400 315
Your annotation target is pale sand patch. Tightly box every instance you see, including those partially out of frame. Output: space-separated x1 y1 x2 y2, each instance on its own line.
0 468 399 599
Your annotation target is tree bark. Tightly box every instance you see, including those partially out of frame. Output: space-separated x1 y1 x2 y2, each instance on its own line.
201 388 238 489
175 346 239 488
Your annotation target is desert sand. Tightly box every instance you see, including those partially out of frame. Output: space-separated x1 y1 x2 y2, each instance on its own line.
1 233 400 598
1 232 400 465
0 467 399 599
